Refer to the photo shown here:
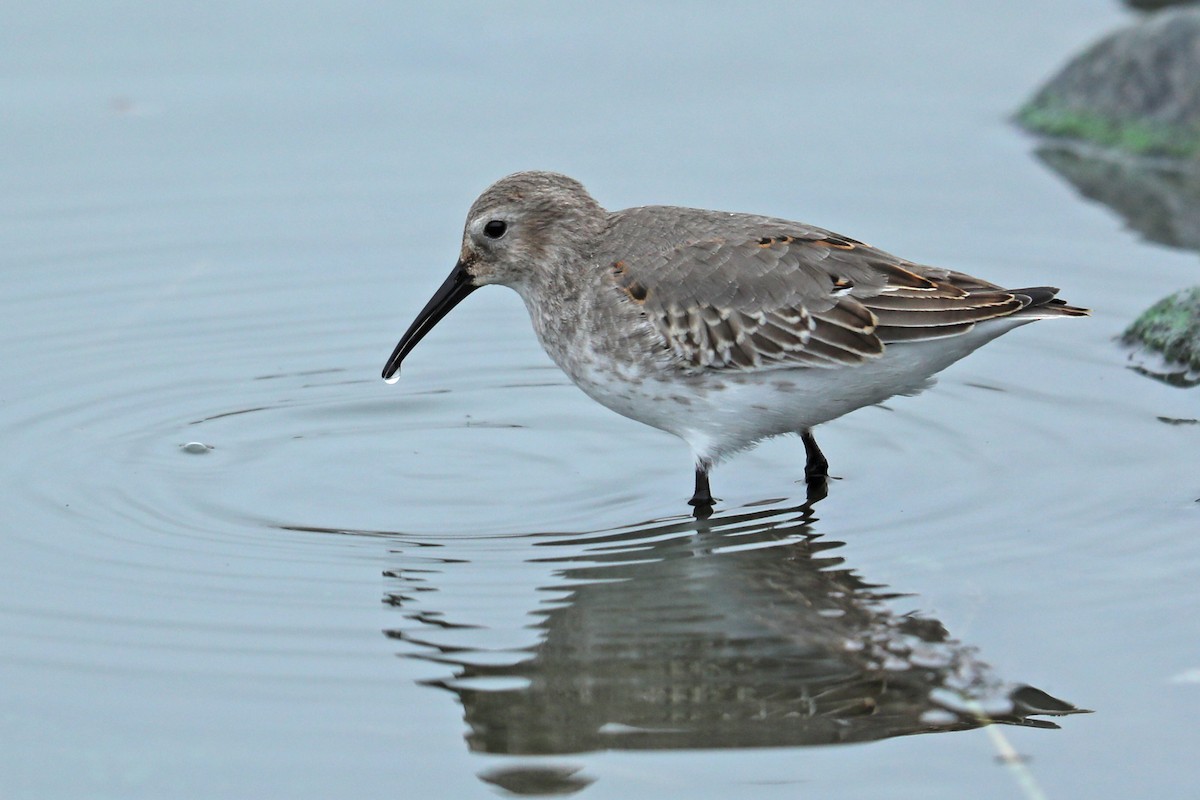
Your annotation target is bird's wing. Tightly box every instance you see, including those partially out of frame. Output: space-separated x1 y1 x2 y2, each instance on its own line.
604 208 1030 371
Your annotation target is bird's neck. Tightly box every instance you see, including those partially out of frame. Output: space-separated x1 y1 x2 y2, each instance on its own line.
514 255 597 364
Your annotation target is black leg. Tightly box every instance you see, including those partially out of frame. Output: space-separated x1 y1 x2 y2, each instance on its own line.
689 466 713 507
691 460 715 515
801 429 829 482
803 472 829 504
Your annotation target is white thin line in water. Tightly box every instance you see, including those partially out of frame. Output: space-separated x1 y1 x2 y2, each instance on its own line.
972 703 1048 800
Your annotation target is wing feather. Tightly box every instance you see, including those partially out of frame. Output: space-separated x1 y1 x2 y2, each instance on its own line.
602 207 1073 371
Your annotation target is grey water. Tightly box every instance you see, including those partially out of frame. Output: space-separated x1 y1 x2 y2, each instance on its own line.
2 1 1198 798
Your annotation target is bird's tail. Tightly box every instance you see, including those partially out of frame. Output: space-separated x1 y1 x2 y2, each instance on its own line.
1009 286 1090 319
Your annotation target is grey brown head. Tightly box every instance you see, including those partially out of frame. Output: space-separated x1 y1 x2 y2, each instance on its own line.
382 171 605 381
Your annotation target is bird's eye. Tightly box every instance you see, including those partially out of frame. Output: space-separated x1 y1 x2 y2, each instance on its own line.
483 220 508 239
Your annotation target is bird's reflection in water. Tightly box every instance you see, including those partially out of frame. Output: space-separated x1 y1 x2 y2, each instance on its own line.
383 488 1084 756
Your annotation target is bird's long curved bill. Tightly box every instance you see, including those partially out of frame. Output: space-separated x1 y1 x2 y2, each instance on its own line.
382 260 477 381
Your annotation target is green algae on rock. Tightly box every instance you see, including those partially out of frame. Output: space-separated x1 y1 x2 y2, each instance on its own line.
1018 8 1200 160
1123 286 1200 383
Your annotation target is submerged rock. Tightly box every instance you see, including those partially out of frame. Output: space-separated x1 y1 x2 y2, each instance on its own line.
1017 8 1200 160
1123 286 1200 385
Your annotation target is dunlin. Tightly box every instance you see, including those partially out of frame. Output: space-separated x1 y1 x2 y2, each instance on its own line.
383 171 1087 510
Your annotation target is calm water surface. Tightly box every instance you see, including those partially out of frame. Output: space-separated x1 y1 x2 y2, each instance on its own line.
2 2 1198 798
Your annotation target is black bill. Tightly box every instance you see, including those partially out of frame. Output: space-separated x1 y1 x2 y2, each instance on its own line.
382 260 477 381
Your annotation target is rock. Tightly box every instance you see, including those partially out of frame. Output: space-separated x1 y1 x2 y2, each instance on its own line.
1017 8 1200 160
1122 286 1200 385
